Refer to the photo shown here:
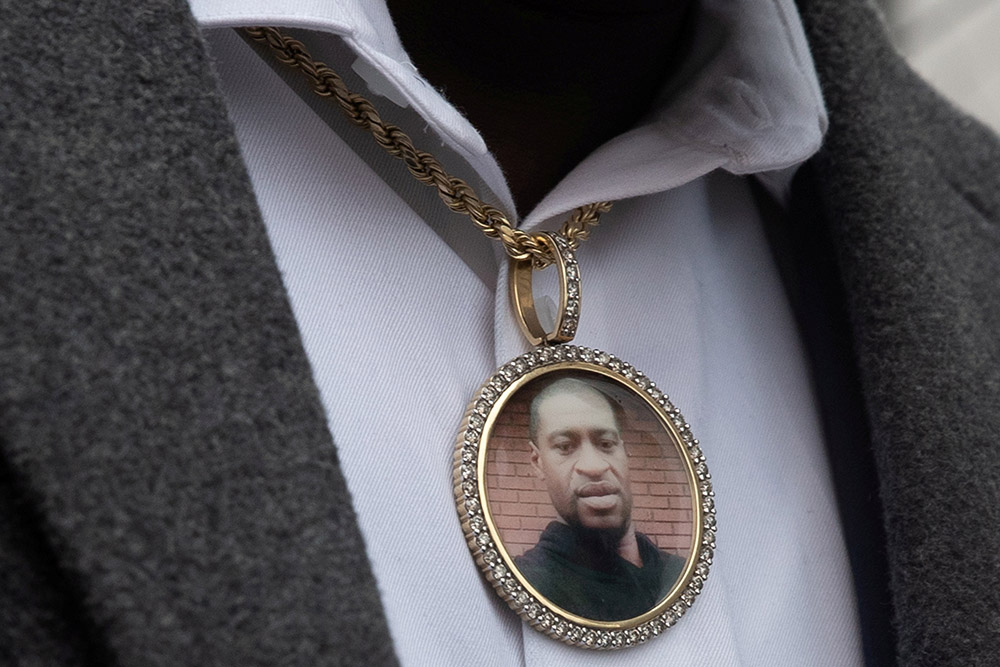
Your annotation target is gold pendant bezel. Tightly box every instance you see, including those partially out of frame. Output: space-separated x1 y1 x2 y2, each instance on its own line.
453 345 714 649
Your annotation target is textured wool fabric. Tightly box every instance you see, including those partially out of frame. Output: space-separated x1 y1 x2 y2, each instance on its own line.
0 1 396 665
797 0 1000 665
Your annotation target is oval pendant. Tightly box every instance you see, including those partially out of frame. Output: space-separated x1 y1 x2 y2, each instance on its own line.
453 345 714 649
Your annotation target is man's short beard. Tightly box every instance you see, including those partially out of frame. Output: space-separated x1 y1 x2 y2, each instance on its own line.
565 495 633 553
573 519 630 552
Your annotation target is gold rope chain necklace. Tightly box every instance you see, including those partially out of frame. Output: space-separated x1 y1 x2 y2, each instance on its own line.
244 26 611 270
246 26 714 651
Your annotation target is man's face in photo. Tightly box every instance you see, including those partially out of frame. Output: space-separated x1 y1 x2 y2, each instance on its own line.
530 384 633 536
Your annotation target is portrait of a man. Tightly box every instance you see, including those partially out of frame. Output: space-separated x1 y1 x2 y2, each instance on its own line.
513 376 686 622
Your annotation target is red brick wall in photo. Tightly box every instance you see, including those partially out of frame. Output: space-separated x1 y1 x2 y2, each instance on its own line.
484 375 693 560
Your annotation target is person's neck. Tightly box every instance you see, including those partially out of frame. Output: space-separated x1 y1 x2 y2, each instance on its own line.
617 523 642 567
385 0 696 215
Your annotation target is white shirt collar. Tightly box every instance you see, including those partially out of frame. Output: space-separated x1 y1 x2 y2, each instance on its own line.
189 0 827 221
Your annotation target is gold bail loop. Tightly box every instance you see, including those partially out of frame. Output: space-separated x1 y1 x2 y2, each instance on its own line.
509 232 581 345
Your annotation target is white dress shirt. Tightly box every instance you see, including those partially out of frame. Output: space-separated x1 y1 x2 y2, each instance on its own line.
190 1 865 664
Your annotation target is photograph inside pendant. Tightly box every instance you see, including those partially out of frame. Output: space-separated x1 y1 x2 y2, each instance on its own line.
484 369 694 623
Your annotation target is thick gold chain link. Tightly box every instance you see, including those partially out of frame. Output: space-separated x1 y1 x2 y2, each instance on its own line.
243 26 612 268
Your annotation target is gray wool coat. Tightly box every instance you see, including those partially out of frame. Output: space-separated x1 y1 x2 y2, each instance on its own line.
1 0 998 665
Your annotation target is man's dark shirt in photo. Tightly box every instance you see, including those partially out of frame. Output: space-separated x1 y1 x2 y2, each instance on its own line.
515 522 685 621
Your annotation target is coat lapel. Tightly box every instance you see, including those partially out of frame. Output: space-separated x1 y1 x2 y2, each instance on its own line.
0 1 396 664
797 1 1000 664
